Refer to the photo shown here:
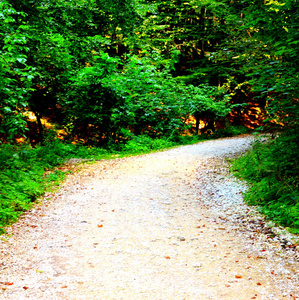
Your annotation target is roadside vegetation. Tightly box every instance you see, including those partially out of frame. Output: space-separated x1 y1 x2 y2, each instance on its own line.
232 131 299 234
0 126 249 233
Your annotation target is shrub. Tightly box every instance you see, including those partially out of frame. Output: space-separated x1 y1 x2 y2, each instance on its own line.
232 130 299 232
0 141 111 232
124 135 175 153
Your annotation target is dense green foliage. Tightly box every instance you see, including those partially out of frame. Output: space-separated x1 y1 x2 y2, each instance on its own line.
0 0 138 143
2 0 297 140
232 131 299 233
239 0 299 130
0 0 298 232
0 141 108 232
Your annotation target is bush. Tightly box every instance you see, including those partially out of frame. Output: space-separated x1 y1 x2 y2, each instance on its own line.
124 135 175 153
0 141 111 232
232 130 299 232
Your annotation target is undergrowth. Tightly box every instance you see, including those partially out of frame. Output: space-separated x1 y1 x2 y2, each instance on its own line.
231 130 299 234
0 141 110 233
0 125 249 233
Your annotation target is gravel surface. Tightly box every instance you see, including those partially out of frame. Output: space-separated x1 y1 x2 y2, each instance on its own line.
0 135 298 299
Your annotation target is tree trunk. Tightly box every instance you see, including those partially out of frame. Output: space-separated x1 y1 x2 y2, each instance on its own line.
35 111 44 145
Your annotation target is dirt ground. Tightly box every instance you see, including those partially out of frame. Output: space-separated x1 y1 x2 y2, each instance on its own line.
0 136 298 299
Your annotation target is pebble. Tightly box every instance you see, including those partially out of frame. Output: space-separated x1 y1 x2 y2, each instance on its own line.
193 263 202 268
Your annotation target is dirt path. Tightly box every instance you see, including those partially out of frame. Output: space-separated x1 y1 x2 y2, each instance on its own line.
1 136 298 299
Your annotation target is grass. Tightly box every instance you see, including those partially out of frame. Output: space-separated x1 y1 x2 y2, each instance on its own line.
0 141 111 233
0 125 250 233
231 130 299 234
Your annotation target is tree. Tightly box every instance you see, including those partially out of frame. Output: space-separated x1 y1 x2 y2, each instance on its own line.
0 0 36 140
0 0 138 143
239 0 299 130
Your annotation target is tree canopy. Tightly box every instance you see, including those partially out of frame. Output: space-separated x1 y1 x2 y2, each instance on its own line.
1 0 298 143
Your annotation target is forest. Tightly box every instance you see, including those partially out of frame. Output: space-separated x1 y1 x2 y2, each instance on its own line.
0 0 298 233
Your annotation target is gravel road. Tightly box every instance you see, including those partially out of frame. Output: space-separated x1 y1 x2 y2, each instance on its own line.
1 135 298 299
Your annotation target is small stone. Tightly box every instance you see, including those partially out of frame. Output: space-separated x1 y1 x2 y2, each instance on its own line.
178 237 186 241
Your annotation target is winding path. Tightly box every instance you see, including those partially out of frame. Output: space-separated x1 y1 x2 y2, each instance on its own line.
1 136 298 299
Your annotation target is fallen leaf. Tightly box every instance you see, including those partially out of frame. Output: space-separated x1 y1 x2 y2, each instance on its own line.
235 275 243 279
4 282 13 286
165 256 171 259
257 282 262 285
97 224 103 228
23 286 29 290
61 286 68 288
